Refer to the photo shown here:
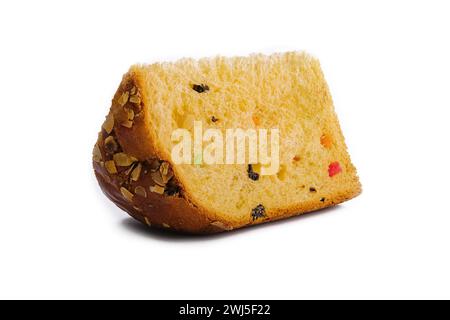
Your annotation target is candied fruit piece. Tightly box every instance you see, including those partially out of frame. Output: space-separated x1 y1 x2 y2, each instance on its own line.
320 134 333 149
328 161 342 177
252 114 260 126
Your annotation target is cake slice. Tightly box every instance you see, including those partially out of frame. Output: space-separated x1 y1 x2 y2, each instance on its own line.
93 52 361 233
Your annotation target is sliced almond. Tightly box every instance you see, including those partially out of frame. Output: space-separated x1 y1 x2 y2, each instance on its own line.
162 168 174 184
120 187 134 202
118 91 129 107
211 221 233 231
150 185 165 194
104 136 118 154
135 186 147 198
105 160 118 174
151 171 165 187
123 163 136 176
130 86 137 95
133 206 143 212
102 113 114 134
129 95 141 105
131 163 142 181
162 223 170 228
121 120 133 128
97 131 103 143
93 144 102 162
126 108 135 121
160 161 169 176
113 153 137 167
144 217 151 226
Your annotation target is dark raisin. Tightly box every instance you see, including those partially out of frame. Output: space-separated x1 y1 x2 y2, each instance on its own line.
251 204 266 221
247 164 260 181
165 181 181 196
211 116 219 122
249 171 259 181
104 140 118 154
192 83 209 93
320 198 326 202
309 187 317 193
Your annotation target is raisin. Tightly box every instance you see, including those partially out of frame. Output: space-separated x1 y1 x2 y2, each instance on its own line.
211 116 219 122
247 164 260 181
165 181 181 196
320 198 326 202
309 187 317 193
192 83 209 93
104 138 118 154
251 204 266 221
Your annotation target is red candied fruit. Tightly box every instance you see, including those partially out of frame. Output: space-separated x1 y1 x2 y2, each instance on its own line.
328 161 342 177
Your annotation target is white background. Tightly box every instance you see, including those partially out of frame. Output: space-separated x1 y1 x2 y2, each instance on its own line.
0 0 449 300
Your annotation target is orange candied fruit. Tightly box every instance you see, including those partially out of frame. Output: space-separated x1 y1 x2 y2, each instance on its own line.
328 161 342 177
320 133 333 149
252 114 261 126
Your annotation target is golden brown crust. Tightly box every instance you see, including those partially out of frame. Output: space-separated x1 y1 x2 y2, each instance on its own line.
94 74 231 233
94 162 221 233
110 72 157 160
93 71 361 234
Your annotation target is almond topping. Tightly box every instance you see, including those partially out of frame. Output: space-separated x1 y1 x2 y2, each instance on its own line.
151 171 165 187
93 144 102 162
150 185 165 194
113 153 137 167
211 221 233 231
120 187 134 202
102 114 115 134
118 91 129 107
135 186 147 198
160 161 169 176
126 108 134 121
144 217 151 226
124 163 136 176
129 95 141 105
162 168 174 184
121 120 133 128
131 163 142 181
130 86 137 95
104 136 118 154
105 160 118 174
162 223 170 228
